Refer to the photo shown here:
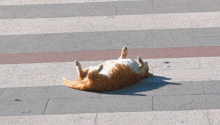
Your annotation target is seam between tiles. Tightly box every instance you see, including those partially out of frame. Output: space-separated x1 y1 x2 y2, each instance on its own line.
43 99 50 115
94 113 98 125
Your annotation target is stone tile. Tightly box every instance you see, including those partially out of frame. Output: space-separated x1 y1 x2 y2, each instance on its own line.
101 77 153 97
194 36 220 49
96 110 209 125
149 29 195 49
0 113 96 125
203 80 220 94
135 81 203 96
208 109 220 125
12 62 60 75
2 2 116 19
193 27 220 37
154 94 220 111
6 72 57 88
204 95 220 109
153 69 220 82
0 62 60 88
0 100 48 116
153 0 220 13
0 64 17 75
0 86 100 101
147 57 200 70
116 0 153 15
98 96 152 113
45 96 152 114
0 89 4 96
44 98 101 114
199 57 220 69
153 95 206 111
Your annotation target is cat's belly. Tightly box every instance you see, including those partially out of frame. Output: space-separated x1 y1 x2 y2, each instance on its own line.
87 59 139 77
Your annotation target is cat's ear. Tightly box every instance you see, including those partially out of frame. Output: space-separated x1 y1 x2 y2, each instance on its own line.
94 64 103 75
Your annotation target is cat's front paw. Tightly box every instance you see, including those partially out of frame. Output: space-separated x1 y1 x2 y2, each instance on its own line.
74 60 80 66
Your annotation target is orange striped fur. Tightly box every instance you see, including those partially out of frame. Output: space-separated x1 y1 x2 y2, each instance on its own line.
63 47 153 92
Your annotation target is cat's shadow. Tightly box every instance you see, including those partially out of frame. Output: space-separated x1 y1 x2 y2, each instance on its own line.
101 75 181 96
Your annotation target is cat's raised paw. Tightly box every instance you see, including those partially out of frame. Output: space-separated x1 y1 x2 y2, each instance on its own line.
74 60 80 66
123 46 127 51
119 46 128 59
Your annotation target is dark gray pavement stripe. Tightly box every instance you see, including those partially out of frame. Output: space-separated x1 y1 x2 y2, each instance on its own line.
153 94 220 111
1 0 220 19
0 100 48 116
1 28 220 54
0 80 220 116
44 96 152 115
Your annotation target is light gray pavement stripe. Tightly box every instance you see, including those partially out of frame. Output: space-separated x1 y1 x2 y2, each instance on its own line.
0 0 139 5
2 57 220 88
1 109 220 125
0 113 97 125
1 28 220 54
2 0 220 19
1 11 220 35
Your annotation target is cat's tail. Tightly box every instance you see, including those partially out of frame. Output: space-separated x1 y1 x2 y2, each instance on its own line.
63 77 86 90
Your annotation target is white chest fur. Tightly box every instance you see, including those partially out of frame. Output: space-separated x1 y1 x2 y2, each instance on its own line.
86 59 139 77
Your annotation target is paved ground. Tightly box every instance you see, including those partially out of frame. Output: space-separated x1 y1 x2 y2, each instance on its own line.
1 0 220 124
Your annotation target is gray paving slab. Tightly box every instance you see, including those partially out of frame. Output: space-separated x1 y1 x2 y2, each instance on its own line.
153 0 220 13
1 2 116 19
203 81 220 94
0 99 48 116
0 1 152 19
97 96 152 113
153 95 206 111
2 0 220 19
45 96 152 115
95 110 210 125
102 80 204 97
0 86 100 101
44 98 100 114
0 89 4 96
115 0 152 15
153 94 220 111
205 95 220 110
1 28 220 54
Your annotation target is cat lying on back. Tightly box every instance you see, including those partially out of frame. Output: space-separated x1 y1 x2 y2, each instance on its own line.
63 46 153 92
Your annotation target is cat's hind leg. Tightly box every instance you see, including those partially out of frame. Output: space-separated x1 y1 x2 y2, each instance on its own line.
119 46 127 59
93 64 103 75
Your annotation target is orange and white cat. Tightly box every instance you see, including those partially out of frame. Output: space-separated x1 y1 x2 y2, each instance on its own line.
63 47 153 92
